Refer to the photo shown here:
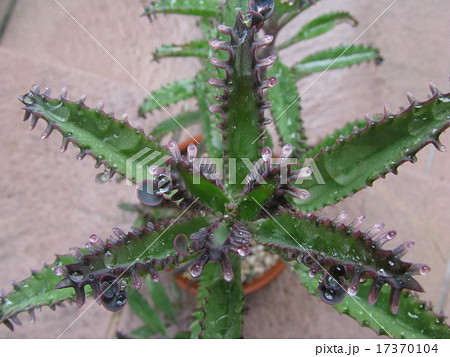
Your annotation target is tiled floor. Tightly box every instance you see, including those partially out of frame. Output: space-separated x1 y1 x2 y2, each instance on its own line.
0 0 449 338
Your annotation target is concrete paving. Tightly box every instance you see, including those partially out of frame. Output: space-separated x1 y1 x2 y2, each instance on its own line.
0 0 449 338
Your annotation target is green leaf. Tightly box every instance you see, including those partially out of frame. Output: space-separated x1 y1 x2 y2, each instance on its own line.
129 325 158 339
250 211 423 296
270 0 322 30
267 60 307 156
191 256 244 338
215 15 267 193
153 40 210 60
174 331 191 339
222 0 248 27
0 255 82 328
53 217 211 307
176 165 229 213
292 45 382 79
306 118 368 158
138 78 196 117
293 264 450 339
278 12 357 50
151 111 201 139
128 288 167 336
237 183 276 220
146 277 176 321
194 71 223 158
293 90 450 212
143 0 220 17
19 89 168 183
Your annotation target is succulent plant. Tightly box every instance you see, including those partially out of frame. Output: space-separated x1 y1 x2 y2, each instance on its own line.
1 0 449 339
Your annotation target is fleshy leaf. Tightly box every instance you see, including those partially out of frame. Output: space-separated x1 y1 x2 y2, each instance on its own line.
269 0 320 30
267 60 307 156
162 140 230 212
153 40 210 60
138 78 196 117
209 12 276 192
18 87 167 183
129 325 158 339
191 255 243 338
143 0 220 18
293 88 450 212
292 44 382 79
306 118 368 158
251 210 428 314
151 111 201 139
53 217 210 311
128 288 167 336
177 165 230 213
146 276 176 321
278 12 357 50
293 264 450 339
195 71 223 158
0 255 81 330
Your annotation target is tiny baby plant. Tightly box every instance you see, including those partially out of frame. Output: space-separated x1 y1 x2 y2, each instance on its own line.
1 0 450 338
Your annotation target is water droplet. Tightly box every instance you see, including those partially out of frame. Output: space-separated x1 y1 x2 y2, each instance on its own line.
22 92 36 105
408 116 429 136
347 285 358 297
237 245 249 257
309 267 318 278
190 263 203 278
324 290 335 301
95 170 112 184
223 270 233 282
151 272 160 283
46 100 70 122
69 271 83 283
119 279 128 289
104 251 114 269
54 265 68 276
137 180 164 207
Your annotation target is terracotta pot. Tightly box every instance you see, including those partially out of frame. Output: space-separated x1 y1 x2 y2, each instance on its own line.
173 136 286 295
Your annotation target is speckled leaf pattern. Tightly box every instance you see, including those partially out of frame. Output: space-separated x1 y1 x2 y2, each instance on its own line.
267 60 307 156
1 218 213 329
0 255 80 330
293 90 450 212
250 211 425 306
19 89 168 183
293 264 450 339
